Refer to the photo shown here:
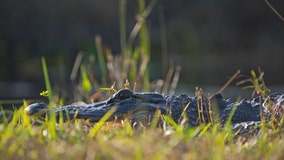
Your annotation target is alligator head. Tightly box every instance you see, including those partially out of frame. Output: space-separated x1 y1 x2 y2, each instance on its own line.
25 89 169 124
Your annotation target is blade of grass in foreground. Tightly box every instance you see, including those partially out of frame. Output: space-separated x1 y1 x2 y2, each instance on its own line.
150 110 162 129
163 115 183 135
223 97 240 142
41 57 53 103
41 57 58 139
197 123 212 138
87 107 117 138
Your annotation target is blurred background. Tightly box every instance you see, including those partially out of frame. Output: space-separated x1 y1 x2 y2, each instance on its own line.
0 0 284 104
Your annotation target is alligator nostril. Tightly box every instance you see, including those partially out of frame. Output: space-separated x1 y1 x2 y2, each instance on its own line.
117 89 132 100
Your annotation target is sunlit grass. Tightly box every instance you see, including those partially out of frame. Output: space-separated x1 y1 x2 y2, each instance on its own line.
1 102 284 160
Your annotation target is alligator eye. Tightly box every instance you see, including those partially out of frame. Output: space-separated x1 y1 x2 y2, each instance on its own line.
117 89 132 100
107 89 133 104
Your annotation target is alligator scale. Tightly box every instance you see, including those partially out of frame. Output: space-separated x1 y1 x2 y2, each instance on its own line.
26 89 284 128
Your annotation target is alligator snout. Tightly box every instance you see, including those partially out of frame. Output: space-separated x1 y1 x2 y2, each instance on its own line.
25 102 48 116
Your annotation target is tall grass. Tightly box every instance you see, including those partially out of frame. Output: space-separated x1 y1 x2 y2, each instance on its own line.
73 0 159 95
41 57 53 103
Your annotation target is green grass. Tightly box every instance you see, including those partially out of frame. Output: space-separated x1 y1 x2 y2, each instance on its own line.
1 0 284 159
0 103 284 160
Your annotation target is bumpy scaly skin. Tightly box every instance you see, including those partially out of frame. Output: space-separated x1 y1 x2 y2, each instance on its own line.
25 89 284 127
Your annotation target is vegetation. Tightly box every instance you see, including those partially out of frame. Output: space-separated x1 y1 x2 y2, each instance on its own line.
0 77 284 159
1 0 284 159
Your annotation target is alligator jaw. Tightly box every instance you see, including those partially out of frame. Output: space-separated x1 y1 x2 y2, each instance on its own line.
25 89 168 123
25 102 49 117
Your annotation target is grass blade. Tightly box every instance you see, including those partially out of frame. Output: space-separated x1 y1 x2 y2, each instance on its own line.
87 107 117 138
80 65 92 93
119 0 127 56
223 97 240 142
41 57 53 103
95 35 107 84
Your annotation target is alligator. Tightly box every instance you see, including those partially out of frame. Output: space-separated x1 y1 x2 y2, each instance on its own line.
25 89 284 130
